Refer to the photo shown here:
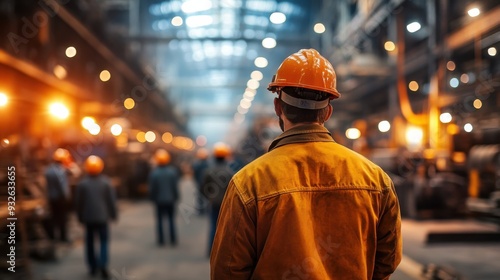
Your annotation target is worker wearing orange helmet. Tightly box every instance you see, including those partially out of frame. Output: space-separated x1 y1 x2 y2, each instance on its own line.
75 155 117 278
44 148 71 242
148 149 180 246
211 49 402 279
201 142 234 257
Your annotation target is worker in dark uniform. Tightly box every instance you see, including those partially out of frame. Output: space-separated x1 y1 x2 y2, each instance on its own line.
201 142 234 256
149 149 180 246
75 155 117 278
192 148 210 215
44 148 71 243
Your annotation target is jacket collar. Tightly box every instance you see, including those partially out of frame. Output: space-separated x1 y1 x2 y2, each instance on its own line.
268 123 335 152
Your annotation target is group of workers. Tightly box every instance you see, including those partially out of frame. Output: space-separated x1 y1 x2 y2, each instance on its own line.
43 48 402 280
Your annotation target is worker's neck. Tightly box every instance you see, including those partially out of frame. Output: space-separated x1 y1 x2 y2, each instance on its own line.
282 119 323 132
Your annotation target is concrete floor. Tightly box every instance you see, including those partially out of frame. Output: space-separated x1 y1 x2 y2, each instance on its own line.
26 177 500 280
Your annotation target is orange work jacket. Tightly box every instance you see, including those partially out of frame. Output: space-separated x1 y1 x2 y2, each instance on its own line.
211 124 402 280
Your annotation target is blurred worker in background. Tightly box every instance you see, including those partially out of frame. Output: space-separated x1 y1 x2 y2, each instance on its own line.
44 148 71 243
149 149 180 246
192 148 210 215
201 142 234 257
75 155 117 279
211 49 402 279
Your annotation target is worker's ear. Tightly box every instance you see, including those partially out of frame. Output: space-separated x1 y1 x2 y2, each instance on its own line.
322 104 333 123
274 98 282 117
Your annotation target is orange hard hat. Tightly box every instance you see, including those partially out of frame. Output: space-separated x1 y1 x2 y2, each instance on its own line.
85 155 104 175
53 148 69 162
196 148 209 160
155 149 171 165
267 49 340 100
213 142 231 158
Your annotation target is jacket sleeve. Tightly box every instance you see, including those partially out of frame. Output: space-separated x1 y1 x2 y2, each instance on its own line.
106 178 118 221
210 180 256 279
373 178 403 280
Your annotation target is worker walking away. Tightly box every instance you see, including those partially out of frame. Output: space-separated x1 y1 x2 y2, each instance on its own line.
149 149 179 247
211 49 402 279
75 155 117 279
192 148 210 215
201 142 234 256
44 148 71 243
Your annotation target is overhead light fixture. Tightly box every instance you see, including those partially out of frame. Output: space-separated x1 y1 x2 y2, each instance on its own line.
124 98 135 109
251 70 263 81
270 12 286 24
0 92 8 107
53 65 67 79
181 0 212 13
449 78 459 88
439 112 452 123
262 37 276 49
408 81 419 91
88 123 101 135
488 47 497 56
378 121 391 133
185 15 213 28
162 132 173 144
247 79 260 89
49 102 69 120
145 131 156 143
314 23 326 34
345 128 361 140
65 46 77 58
464 123 473 132
473 99 482 109
254 57 268 68
110 124 123 136
406 22 421 33
81 116 96 130
467 7 480 17
460 74 469 83
171 16 183 26
100 70 111 82
384 41 396 52
446 61 456 71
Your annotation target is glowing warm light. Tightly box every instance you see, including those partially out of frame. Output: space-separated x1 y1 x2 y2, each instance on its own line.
240 99 252 109
196 135 207 146
460 74 469 83
0 93 8 107
145 131 156 142
384 41 396 52
314 23 326 34
439 112 452 123
243 91 255 101
2 139 9 146
53 65 67 79
447 124 460 135
378 121 391 132
406 22 421 33
254 57 268 68
81 117 96 129
464 123 473 132
467 8 480 17
251 70 263 81
446 61 456 71
409 81 419 91
162 132 173 144
473 99 482 109
247 79 260 89
270 12 286 24
345 128 361 140
49 102 69 120
100 70 111 82
171 16 183 26
452 152 466 163
262 37 277 49
110 124 122 136
65 46 77 58
124 98 135 109
136 131 146 143
405 126 423 147
488 47 497 56
237 105 249 114
88 123 101 135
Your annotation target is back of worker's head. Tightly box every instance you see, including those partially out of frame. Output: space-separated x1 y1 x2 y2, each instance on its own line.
84 155 104 176
53 148 69 163
154 149 171 166
267 49 340 126
213 142 231 161
196 148 209 160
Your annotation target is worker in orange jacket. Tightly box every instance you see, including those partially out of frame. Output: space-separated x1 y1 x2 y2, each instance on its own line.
210 49 402 280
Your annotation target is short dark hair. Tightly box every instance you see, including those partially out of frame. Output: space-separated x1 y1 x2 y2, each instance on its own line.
278 87 330 124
